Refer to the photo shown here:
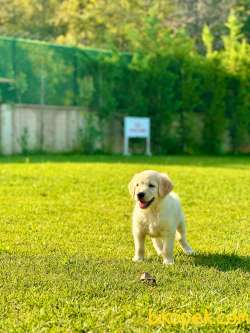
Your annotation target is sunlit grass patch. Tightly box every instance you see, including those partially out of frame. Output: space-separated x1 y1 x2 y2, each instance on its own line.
0 155 249 332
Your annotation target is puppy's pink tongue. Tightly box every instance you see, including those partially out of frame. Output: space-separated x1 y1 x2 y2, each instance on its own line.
139 201 147 209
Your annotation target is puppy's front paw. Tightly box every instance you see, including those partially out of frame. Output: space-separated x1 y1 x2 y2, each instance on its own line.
132 256 144 262
163 258 174 265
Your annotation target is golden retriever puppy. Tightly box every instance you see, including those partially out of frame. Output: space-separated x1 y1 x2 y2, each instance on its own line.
128 170 193 265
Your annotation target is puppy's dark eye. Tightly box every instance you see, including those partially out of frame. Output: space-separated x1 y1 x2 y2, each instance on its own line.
149 184 155 188
136 184 139 187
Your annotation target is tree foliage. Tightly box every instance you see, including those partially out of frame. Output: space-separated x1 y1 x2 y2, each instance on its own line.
1 0 249 49
0 0 64 41
55 0 174 50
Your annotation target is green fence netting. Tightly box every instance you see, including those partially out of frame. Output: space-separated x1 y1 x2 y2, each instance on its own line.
0 36 125 106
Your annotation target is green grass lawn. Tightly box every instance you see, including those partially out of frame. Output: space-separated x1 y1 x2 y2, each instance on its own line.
0 155 249 332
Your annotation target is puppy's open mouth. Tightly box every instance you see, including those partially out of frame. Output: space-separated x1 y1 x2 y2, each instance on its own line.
138 197 155 209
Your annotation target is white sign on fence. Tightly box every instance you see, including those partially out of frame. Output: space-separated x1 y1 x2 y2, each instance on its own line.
124 117 151 155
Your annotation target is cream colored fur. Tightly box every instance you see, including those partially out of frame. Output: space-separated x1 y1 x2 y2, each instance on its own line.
128 170 193 265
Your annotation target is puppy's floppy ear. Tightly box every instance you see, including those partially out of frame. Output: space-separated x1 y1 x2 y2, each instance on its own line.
128 175 137 198
158 173 173 197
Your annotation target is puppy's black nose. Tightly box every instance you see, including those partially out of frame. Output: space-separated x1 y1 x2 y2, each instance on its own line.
137 192 145 199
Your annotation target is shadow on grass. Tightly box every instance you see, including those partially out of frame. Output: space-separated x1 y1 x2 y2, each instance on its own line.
193 252 250 272
0 153 249 168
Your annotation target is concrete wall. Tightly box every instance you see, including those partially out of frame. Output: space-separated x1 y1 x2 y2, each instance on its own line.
0 104 86 154
1 104 248 155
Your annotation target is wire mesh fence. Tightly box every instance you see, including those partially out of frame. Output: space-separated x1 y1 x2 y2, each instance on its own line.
0 36 116 107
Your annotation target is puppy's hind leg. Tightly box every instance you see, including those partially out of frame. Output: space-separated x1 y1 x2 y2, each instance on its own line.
176 218 194 255
151 238 163 256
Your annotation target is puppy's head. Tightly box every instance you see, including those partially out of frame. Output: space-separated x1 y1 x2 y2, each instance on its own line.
128 170 173 209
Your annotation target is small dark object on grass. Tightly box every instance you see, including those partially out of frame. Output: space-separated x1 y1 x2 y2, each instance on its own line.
140 272 157 285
